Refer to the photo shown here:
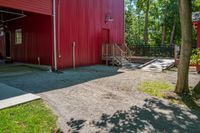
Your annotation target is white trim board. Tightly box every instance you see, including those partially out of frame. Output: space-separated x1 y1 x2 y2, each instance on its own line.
0 83 40 110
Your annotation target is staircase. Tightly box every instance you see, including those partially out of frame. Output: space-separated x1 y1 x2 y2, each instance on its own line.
102 43 135 68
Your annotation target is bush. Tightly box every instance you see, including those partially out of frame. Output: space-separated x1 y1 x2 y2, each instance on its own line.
191 49 200 65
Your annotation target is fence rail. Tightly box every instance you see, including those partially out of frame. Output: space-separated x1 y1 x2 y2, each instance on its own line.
128 45 175 57
128 44 197 58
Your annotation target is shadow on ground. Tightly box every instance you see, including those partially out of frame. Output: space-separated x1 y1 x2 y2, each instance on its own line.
0 65 121 95
66 98 200 133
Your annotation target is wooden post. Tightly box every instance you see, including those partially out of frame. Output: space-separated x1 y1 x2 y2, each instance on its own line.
73 41 76 69
106 44 108 65
102 44 104 64
112 44 115 66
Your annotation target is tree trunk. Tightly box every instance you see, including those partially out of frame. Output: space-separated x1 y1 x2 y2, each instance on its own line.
144 0 150 45
175 0 192 94
170 20 176 45
161 24 167 45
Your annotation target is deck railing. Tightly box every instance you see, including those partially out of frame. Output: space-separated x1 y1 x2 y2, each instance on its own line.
102 43 133 66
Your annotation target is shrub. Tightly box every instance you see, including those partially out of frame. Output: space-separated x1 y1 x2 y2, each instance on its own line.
191 48 200 65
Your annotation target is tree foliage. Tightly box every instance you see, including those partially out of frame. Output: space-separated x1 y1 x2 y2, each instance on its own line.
125 0 199 46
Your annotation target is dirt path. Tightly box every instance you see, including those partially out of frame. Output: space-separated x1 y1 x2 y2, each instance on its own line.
38 67 200 133
0 65 199 132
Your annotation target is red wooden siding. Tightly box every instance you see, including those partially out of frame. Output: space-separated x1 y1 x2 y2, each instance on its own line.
57 0 124 68
0 36 4 58
8 13 53 65
0 0 124 69
193 22 200 49
0 0 52 15
198 23 200 48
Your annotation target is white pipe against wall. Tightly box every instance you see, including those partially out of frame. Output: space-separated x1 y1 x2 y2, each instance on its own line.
73 41 76 69
53 0 58 71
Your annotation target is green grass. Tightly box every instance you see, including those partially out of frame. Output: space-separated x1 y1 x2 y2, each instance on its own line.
0 100 58 133
138 80 174 98
138 80 200 110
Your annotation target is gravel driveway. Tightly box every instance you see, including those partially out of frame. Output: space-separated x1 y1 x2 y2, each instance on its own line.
0 65 200 133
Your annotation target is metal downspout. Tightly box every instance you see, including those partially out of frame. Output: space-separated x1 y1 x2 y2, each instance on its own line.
53 0 57 71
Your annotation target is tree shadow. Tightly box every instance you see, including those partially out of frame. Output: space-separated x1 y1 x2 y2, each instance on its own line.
66 118 86 133
66 98 200 133
0 65 121 95
179 93 200 111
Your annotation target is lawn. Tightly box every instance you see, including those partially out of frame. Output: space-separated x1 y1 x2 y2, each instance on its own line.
138 80 174 98
0 100 58 133
138 80 200 110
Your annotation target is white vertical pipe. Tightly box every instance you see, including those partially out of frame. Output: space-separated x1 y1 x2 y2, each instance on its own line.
73 41 76 69
53 0 57 71
58 0 61 58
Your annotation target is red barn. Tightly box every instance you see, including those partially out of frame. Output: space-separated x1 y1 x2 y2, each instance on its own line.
0 0 124 70
193 12 200 49
194 22 200 49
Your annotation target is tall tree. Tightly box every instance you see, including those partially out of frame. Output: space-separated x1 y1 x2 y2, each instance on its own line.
143 0 150 45
124 0 186 46
161 24 167 44
170 20 176 45
137 0 150 45
175 0 192 93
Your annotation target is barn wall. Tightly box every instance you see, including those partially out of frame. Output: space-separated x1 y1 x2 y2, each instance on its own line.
8 13 53 65
57 0 124 68
0 36 4 58
0 0 52 15
198 23 200 49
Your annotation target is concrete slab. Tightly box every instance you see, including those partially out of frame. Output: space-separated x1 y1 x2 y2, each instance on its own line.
141 59 174 72
0 83 40 110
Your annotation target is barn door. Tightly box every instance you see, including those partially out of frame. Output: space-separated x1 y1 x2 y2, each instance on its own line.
102 29 110 44
101 29 110 64
5 31 11 57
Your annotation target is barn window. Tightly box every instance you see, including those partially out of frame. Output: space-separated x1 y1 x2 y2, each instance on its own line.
15 29 22 44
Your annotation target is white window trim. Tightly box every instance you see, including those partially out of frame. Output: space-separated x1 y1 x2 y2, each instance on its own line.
15 29 22 44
